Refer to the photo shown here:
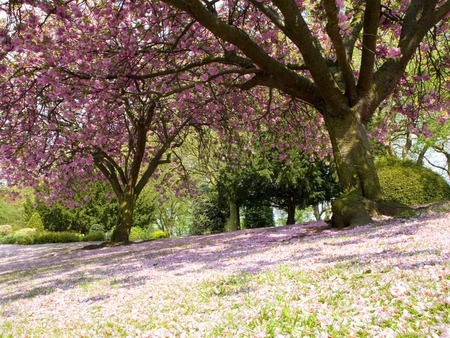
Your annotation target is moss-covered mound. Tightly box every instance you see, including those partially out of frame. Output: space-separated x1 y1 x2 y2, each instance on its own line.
376 157 450 206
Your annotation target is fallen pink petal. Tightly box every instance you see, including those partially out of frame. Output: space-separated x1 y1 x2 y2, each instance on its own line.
1 205 449 337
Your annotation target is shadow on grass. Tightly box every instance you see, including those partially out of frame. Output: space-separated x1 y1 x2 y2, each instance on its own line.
0 208 448 305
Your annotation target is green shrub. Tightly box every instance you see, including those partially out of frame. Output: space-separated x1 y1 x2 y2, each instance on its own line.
33 231 81 244
83 231 105 242
0 235 17 244
88 224 105 234
151 230 168 240
26 212 44 232
0 224 12 237
376 157 450 206
14 233 34 245
129 226 150 240
14 228 37 236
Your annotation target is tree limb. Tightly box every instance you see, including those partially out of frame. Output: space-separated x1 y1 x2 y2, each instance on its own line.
323 0 358 104
161 0 324 109
357 0 381 95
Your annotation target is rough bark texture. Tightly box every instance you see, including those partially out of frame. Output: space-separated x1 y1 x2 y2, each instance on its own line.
225 200 240 231
324 109 412 227
325 110 382 200
111 191 135 242
286 198 296 225
324 109 382 228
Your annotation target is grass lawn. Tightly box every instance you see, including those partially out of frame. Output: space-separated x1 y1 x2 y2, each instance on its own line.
1 205 449 337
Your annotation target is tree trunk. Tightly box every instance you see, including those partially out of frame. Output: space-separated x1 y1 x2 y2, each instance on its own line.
324 110 387 228
416 146 429 166
225 199 240 231
111 190 135 242
313 204 321 221
324 110 412 227
286 198 296 225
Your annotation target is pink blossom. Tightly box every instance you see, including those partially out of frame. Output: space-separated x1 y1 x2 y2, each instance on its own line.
387 47 402 59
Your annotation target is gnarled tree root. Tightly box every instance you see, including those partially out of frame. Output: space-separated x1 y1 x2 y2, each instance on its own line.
331 193 412 228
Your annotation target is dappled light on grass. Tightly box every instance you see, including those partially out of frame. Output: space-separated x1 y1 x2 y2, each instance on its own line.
1 206 450 337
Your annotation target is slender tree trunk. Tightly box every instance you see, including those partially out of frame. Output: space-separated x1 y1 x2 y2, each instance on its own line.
416 146 429 166
226 199 240 231
111 189 135 242
402 130 412 159
313 204 321 221
286 197 296 225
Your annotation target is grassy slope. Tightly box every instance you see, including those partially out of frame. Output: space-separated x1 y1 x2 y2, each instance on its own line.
0 205 449 337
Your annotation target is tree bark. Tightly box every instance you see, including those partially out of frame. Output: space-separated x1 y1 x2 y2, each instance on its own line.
324 108 411 227
324 109 382 228
313 205 321 221
325 110 382 199
111 189 135 242
286 197 296 225
226 200 240 231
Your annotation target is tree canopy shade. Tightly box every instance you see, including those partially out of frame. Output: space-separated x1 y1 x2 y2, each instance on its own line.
158 0 450 227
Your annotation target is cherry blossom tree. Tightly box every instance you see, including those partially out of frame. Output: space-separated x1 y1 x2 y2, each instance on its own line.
0 1 243 241
159 0 450 227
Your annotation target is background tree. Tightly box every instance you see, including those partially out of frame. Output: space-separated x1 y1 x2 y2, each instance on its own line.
190 184 228 235
160 0 450 227
243 205 275 229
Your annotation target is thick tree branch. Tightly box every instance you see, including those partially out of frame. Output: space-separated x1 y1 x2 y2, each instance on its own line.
323 0 358 104
367 0 445 120
271 0 347 110
357 0 381 95
434 0 450 24
161 0 323 109
93 154 123 197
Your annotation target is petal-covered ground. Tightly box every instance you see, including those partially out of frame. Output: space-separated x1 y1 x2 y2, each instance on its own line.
1 205 449 337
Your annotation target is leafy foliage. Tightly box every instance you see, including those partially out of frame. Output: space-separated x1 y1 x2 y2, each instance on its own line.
0 224 12 237
376 157 450 206
26 212 44 232
243 205 275 229
151 231 169 240
129 227 151 241
82 232 105 242
191 186 228 235
34 232 82 244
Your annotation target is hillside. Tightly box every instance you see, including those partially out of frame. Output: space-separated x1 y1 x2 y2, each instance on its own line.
1 205 450 337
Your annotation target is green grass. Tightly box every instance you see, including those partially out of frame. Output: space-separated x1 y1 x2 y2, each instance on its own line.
1 209 450 337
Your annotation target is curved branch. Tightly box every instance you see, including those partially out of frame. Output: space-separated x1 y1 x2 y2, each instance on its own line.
369 0 444 117
357 0 381 95
93 154 123 197
271 0 347 110
162 0 323 108
323 0 358 103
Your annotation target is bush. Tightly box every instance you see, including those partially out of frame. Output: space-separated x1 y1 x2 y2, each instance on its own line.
33 231 81 244
14 233 35 245
151 230 168 240
243 205 275 229
14 227 37 236
83 231 105 242
129 226 150 240
26 212 44 232
0 224 12 237
376 157 450 206
0 235 17 244
89 224 105 234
